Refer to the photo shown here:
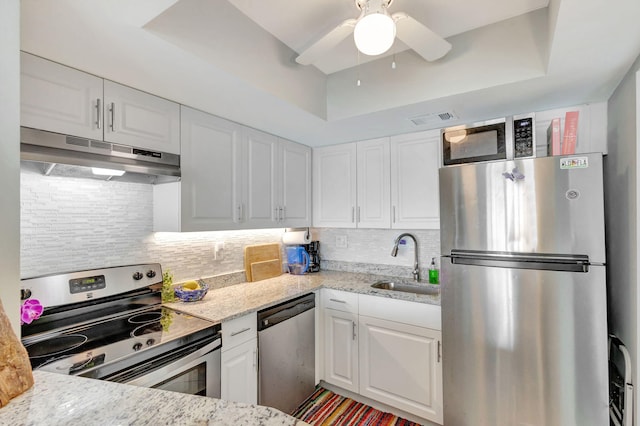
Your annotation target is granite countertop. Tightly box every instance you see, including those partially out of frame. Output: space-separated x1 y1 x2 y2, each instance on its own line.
166 270 441 323
0 271 439 426
0 371 307 426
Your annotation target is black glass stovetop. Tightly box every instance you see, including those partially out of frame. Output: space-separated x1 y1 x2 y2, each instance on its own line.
22 306 219 377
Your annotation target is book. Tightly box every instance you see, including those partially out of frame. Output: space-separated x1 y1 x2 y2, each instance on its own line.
547 118 561 156
561 111 579 155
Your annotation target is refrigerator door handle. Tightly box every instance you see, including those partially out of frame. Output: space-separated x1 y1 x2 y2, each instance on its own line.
448 250 591 273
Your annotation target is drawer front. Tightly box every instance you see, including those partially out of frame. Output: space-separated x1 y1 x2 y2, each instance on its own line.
359 293 441 330
222 312 257 350
322 289 358 313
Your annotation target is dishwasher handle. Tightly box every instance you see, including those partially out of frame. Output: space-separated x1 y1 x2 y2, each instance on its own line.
257 294 315 331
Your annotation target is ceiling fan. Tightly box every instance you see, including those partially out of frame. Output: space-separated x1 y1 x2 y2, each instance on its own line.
295 0 452 66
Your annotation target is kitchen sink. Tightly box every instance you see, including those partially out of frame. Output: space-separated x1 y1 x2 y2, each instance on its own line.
371 280 440 296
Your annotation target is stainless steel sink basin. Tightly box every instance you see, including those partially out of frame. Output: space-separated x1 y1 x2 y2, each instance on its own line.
371 280 440 296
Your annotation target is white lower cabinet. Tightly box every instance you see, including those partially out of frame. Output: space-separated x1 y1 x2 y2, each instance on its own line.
221 313 258 404
359 316 443 424
321 290 443 424
221 338 258 404
324 308 359 393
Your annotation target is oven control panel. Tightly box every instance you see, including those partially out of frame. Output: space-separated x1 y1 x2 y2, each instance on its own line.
20 263 163 310
69 275 106 294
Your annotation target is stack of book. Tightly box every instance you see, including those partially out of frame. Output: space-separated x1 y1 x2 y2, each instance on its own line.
547 111 579 155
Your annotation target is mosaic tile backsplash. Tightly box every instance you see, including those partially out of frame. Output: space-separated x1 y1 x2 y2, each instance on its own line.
21 169 441 282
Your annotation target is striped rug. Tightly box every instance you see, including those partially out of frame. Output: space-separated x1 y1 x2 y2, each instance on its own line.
292 387 421 426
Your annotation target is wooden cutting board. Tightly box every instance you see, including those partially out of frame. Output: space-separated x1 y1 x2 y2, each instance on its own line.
244 243 282 282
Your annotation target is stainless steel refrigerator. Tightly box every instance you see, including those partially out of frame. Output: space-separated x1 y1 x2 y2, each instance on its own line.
439 153 608 426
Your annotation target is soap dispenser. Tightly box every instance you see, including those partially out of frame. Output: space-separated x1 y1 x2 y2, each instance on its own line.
428 257 439 284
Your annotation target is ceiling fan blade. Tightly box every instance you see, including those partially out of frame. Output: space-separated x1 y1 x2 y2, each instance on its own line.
393 12 452 61
295 18 357 66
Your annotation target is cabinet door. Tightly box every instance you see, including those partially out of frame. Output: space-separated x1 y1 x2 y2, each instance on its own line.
279 139 311 228
244 128 278 228
21 52 103 140
104 80 180 154
390 131 440 229
313 144 357 228
221 338 258 404
180 106 242 231
356 138 390 228
359 316 443 424
324 308 359 393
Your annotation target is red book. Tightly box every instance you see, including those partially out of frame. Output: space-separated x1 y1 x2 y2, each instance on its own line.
561 111 579 155
547 118 561 155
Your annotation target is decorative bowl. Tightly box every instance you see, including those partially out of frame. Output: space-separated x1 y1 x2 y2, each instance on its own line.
174 282 209 302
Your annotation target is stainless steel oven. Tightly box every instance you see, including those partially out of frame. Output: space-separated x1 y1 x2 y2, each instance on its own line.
20 264 221 398
111 334 221 397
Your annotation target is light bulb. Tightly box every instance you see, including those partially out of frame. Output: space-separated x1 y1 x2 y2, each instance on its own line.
91 167 125 176
354 13 396 56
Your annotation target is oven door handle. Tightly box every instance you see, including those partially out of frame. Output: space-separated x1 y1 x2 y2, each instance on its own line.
113 337 221 387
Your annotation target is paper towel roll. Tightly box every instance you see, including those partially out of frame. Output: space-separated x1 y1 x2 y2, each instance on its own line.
282 230 311 245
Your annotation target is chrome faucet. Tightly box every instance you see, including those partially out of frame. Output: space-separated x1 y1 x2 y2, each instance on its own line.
391 233 420 282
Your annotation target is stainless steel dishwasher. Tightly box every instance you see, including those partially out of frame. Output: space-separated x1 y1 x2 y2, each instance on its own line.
257 293 315 414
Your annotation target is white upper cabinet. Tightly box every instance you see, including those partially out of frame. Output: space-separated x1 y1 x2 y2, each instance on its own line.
21 52 180 154
312 138 390 229
390 130 440 229
21 52 103 140
103 80 180 154
155 107 310 232
314 133 441 229
313 143 358 227
244 128 278 228
356 138 391 228
177 106 243 231
278 139 312 228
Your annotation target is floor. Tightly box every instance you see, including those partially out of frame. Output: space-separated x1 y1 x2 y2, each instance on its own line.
292 387 421 426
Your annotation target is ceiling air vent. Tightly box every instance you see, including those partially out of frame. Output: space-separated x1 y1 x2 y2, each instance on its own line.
409 111 458 126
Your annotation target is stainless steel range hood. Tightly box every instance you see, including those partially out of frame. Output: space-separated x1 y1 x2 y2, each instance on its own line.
20 127 181 184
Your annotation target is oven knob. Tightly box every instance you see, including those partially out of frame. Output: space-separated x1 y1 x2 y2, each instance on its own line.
20 288 32 300
146 270 156 278
146 339 155 346
133 342 143 351
132 272 144 281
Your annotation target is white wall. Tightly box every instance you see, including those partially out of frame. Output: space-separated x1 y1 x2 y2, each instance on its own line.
312 228 440 277
605 51 640 424
0 1 21 334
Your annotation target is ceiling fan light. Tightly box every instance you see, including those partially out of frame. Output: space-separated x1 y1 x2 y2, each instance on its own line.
354 13 396 56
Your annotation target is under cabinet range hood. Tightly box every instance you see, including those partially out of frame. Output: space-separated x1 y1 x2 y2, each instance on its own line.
20 127 181 184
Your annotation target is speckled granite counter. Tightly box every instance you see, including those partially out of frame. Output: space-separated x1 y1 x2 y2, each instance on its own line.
166 270 440 323
0 371 306 426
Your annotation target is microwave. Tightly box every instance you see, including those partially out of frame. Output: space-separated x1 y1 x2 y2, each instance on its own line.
441 114 536 166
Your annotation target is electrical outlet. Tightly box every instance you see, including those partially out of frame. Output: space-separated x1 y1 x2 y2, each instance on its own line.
335 235 348 248
214 242 224 260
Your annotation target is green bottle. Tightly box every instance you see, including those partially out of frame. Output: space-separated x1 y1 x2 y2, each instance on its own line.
428 258 439 285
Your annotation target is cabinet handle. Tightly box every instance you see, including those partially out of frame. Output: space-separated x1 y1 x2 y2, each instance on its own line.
281 206 286 221
95 98 102 129
254 348 258 371
109 102 115 131
329 298 346 304
237 204 244 222
352 321 356 341
437 340 441 363
230 327 251 337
